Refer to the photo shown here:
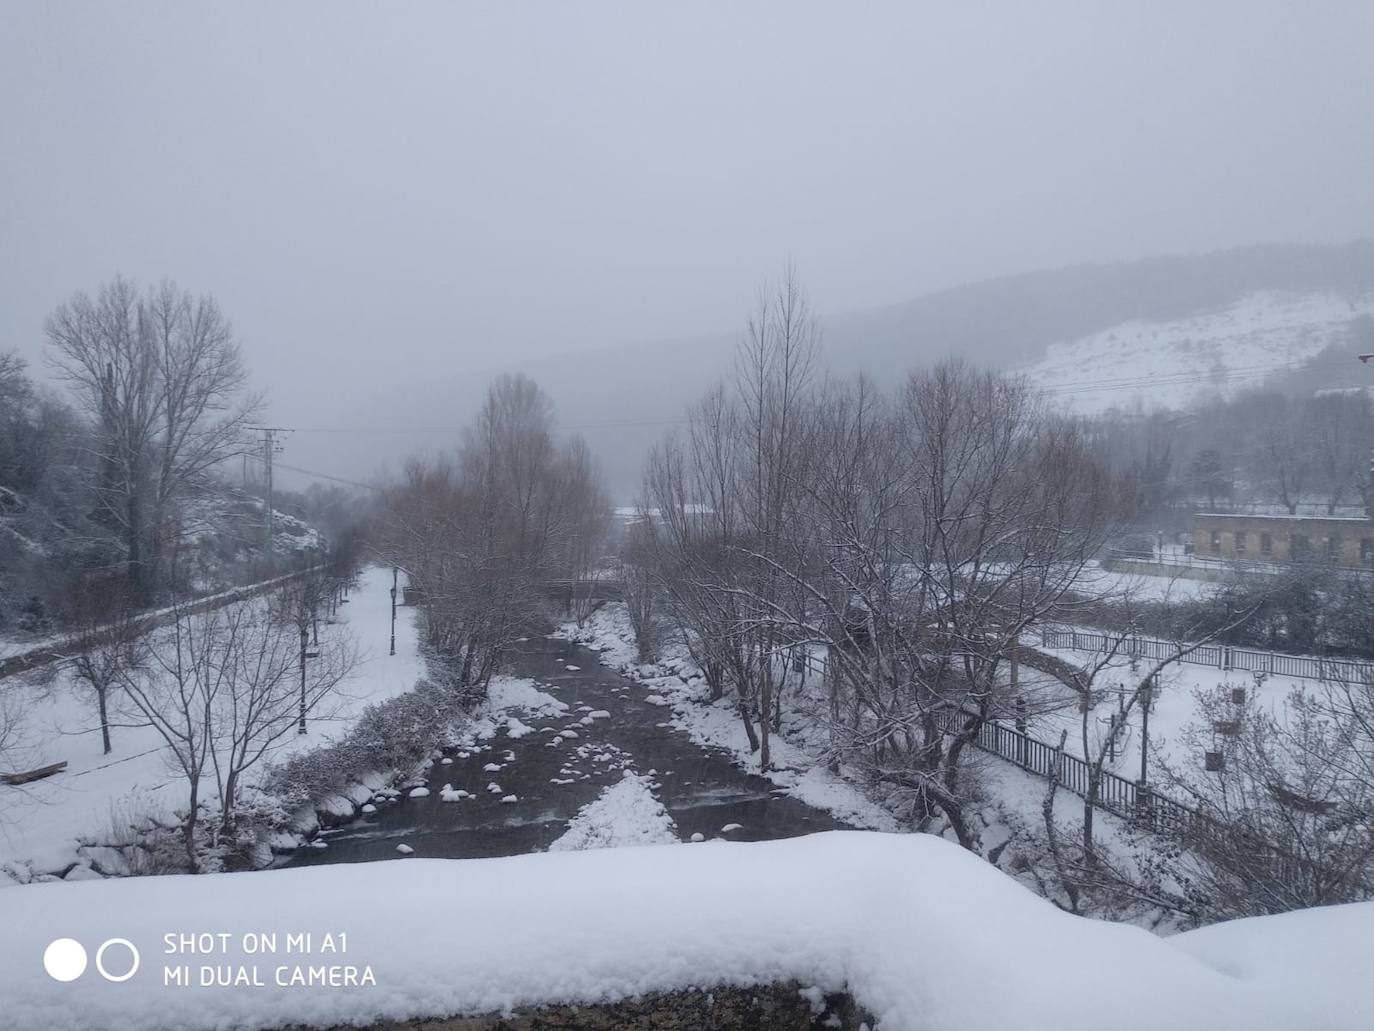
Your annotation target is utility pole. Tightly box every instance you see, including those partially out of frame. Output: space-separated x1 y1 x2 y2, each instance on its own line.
248 427 289 573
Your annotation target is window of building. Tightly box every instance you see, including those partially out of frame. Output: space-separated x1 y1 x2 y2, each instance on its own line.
1327 535 1342 562
1235 531 1248 555
1210 530 1221 554
1362 538 1373 565
1292 534 1311 560
1260 532 1273 555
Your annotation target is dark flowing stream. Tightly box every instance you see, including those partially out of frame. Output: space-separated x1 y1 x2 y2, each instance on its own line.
287 636 854 866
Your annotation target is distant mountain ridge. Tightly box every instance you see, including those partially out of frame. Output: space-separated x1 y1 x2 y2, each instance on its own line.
294 241 1374 498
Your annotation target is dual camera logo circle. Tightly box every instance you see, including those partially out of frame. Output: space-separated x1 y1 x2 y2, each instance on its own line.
43 938 140 983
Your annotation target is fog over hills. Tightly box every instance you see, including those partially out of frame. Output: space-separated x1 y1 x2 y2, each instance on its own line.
290 241 1374 499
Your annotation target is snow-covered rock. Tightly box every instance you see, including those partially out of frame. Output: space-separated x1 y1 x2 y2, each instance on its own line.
548 774 677 853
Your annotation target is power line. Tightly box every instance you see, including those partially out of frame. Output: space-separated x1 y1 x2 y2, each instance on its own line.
283 416 691 434
273 461 383 492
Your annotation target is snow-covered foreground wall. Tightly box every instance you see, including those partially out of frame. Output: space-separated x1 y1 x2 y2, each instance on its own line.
1 831 1367 1031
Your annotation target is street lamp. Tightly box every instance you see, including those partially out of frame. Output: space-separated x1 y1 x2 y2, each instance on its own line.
298 624 310 734
389 567 398 656
1139 674 1154 785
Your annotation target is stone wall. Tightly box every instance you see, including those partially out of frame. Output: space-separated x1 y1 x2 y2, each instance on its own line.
299 983 867 1031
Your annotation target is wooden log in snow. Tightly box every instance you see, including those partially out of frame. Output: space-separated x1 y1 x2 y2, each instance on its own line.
1 761 67 785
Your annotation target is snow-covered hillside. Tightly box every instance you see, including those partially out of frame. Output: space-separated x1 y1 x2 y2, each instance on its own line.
1020 290 1374 413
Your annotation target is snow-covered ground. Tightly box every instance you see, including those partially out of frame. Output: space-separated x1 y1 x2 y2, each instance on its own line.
1021 634 1316 782
1071 560 1218 603
555 606 900 832
1020 289 1374 414
0 565 423 881
0 830 1366 1031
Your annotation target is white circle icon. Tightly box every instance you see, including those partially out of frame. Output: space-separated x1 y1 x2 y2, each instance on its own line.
95 938 140 982
43 938 88 982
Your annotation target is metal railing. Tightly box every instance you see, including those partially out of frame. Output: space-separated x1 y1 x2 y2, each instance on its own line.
0 565 327 682
799 643 1335 888
1041 628 1374 684
930 706 1323 887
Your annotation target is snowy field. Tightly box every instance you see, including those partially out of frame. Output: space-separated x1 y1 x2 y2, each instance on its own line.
0 831 1366 1031
0 565 423 881
1019 289 1374 414
1070 560 1218 603
554 607 900 831
1022 633 1324 783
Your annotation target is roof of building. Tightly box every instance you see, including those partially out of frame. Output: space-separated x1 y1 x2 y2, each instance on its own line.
1195 512 1372 524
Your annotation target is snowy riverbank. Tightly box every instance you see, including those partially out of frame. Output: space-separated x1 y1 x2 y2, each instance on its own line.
0 566 428 884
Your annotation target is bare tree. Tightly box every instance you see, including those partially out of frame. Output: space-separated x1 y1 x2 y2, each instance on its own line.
57 577 147 754
45 276 260 600
1305 391 1372 514
1239 392 1311 515
116 589 355 869
742 364 1115 848
381 375 610 696
1161 677 1374 917
553 435 613 626
621 517 659 663
1041 600 1259 866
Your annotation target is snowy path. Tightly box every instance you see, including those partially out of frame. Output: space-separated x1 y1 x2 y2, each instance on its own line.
287 635 854 865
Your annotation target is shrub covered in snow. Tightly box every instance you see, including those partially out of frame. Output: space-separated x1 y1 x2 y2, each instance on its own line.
261 678 465 811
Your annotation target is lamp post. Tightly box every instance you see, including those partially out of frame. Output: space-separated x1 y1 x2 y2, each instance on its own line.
298 624 310 734
389 567 398 657
1139 674 1154 785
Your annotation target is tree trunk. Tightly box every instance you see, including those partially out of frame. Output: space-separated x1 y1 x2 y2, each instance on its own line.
458 643 476 687
184 780 200 872
738 701 760 753
1083 776 1097 864
759 680 772 769
221 771 239 835
126 492 147 600
97 686 112 755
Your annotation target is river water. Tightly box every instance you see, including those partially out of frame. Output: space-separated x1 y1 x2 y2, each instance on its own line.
287 635 853 866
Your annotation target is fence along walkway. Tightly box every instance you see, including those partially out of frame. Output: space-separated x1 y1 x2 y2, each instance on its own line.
929 705 1327 889
929 706 1209 840
798 649 1210 839
0 565 324 682
1041 628 1374 684
800 650 1322 888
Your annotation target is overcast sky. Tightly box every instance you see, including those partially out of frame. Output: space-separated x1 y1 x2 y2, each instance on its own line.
3 2 1372 440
